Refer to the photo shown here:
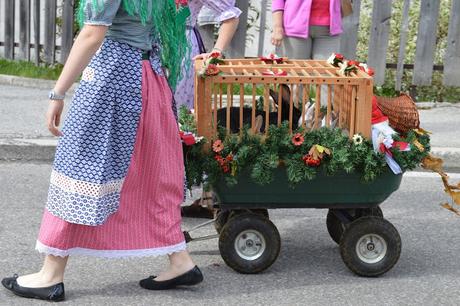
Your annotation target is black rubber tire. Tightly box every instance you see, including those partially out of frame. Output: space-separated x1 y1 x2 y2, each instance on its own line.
214 210 230 234
340 216 401 277
356 207 383 218
326 207 384 245
219 213 280 274
326 210 345 244
215 209 270 234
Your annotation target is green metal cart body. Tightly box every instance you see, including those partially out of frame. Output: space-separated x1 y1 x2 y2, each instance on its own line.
213 167 402 210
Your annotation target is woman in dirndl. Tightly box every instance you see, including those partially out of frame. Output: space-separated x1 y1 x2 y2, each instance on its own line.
2 0 203 301
174 0 241 110
176 0 241 218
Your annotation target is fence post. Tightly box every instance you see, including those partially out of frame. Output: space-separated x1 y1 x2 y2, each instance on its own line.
44 0 57 64
395 0 411 91
60 0 74 64
19 0 32 61
33 0 41 65
367 0 392 86
257 0 268 57
412 0 441 86
227 0 249 58
443 0 460 86
340 0 361 59
4 0 15 60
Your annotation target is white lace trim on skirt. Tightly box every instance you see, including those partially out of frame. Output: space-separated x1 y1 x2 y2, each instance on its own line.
50 170 124 198
35 240 186 258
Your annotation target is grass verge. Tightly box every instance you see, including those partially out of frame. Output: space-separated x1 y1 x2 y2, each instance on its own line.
0 59 63 80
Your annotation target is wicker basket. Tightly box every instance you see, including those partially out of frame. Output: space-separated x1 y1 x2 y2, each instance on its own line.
375 93 420 134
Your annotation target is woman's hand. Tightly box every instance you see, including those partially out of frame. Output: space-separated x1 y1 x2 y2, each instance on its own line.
46 100 64 136
193 51 222 61
193 53 212 61
271 26 284 47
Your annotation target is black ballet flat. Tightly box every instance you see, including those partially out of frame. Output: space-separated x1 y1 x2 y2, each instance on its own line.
139 266 203 290
1 274 65 302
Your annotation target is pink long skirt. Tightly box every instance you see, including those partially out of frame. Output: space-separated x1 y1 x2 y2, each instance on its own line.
36 60 186 258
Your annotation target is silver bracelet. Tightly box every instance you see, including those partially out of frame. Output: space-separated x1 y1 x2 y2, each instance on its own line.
48 90 65 100
212 47 223 53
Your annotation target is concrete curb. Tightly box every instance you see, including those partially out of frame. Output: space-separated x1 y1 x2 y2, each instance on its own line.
0 75 77 93
415 102 460 109
0 138 57 162
1 138 459 170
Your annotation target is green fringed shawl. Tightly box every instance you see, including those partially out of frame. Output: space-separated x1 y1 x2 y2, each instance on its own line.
76 0 190 90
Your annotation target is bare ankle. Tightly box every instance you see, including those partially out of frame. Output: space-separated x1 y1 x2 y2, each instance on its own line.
38 269 64 284
169 251 195 271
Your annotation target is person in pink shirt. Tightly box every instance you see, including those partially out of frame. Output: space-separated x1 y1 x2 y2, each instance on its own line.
271 0 344 60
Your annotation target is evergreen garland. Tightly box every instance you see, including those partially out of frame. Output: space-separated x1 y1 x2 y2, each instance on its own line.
179 108 430 190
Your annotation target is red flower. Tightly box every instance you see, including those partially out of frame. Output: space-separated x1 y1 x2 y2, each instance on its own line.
260 53 284 64
212 140 224 153
214 155 225 165
226 154 233 162
348 60 360 67
206 64 220 76
292 133 304 146
182 134 196 146
302 154 321 167
262 69 287 76
222 165 230 173
366 67 375 76
335 53 344 61
175 0 188 7
210 51 221 59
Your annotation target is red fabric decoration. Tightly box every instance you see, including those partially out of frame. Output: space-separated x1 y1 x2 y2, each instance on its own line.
371 96 388 125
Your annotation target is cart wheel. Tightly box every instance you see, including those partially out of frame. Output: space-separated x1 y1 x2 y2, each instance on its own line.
215 209 269 234
356 207 383 218
219 213 280 274
340 216 401 277
250 209 269 219
326 207 383 245
214 210 230 234
326 210 344 244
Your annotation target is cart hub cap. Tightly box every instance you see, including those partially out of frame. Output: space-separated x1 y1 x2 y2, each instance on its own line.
235 230 266 261
356 234 387 264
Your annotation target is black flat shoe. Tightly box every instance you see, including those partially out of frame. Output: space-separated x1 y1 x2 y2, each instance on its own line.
1 274 65 302
140 266 203 290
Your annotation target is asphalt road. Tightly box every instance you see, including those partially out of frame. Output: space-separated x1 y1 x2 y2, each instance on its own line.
1 162 459 306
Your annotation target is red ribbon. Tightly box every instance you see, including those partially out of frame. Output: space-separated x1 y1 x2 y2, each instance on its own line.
379 141 410 157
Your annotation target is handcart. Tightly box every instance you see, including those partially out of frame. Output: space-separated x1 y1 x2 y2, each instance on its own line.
184 58 405 277
185 168 402 277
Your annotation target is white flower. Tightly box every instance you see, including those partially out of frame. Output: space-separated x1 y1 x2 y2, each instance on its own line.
352 134 364 145
338 60 348 75
327 53 336 65
193 134 204 143
359 63 368 71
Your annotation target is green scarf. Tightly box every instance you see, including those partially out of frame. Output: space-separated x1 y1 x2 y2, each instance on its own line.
76 0 190 90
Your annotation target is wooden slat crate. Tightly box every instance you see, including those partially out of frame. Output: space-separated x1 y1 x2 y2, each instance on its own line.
194 59 373 142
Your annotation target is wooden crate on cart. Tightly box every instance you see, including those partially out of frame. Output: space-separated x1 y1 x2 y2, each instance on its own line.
194 58 374 141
